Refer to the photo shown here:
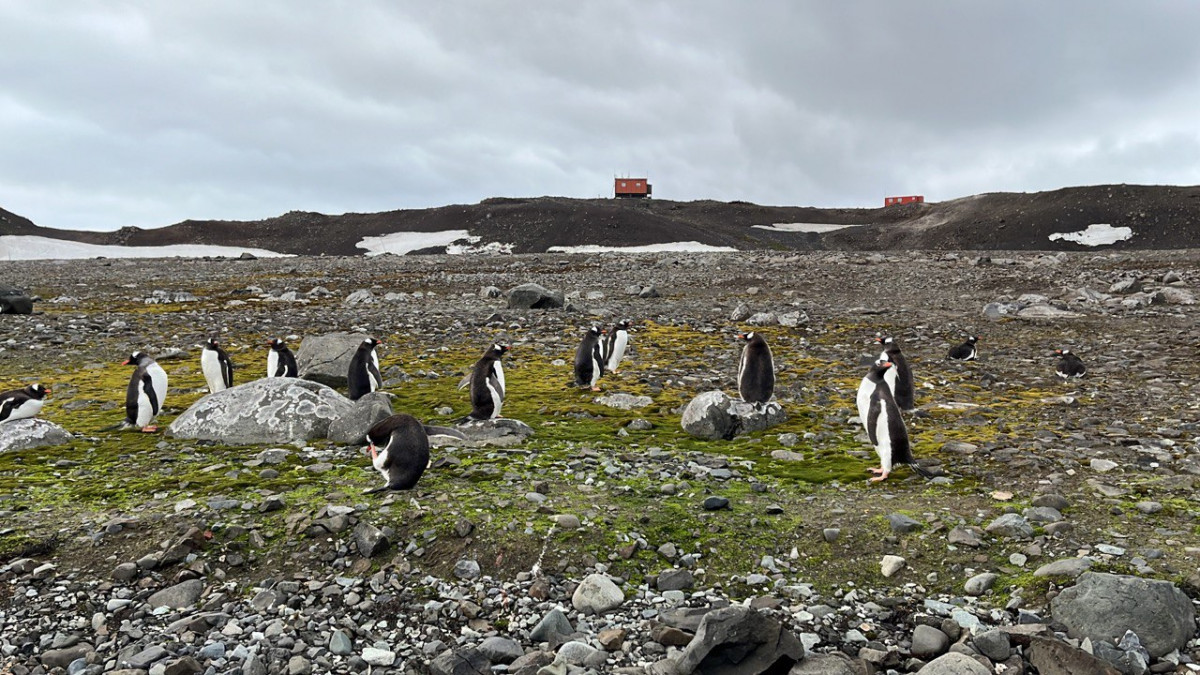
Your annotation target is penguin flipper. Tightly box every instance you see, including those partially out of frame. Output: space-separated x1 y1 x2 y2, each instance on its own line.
424 425 467 441
362 484 391 495
456 373 472 390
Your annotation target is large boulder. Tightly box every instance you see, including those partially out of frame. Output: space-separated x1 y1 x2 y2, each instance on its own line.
327 392 394 444
168 378 354 444
0 283 33 314
0 418 72 453
680 390 787 440
296 332 373 388
917 652 991 674
1050 572 1195 658
673 605 804 674
506 282 564 309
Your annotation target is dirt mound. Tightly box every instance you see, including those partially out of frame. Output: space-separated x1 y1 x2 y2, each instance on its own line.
4 184 1200 254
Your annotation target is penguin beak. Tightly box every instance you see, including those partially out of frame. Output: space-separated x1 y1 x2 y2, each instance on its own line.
881 361 893 367
121 359 131 365
1054 349 1062 355
44 387 51 395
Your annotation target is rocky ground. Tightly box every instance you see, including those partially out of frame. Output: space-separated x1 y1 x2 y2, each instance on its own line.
2 249 1200 674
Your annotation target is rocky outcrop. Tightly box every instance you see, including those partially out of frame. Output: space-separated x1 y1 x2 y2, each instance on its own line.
296 332 374 388
167 378 354 444
0 418 72 453
1050 572 1195 658
506 282 564 309
669 605 804 675
326 391 394 444
680 391 786 440
0 283 33 314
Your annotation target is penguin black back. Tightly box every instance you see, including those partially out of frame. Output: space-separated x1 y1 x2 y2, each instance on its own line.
574 326 605 390
464 343 508 420
0 383 50 423
364 414 467 493
949 335 978 361
201 338 234 393
876 336 914 411
348 337 383 400
267 338 298 378
737 332 775 405
1055 349 1086 378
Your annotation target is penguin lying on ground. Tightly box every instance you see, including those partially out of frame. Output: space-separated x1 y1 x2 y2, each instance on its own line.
0 383 50 423
603 320 632 374
948 335 979 361
364 414 468 493
348 337 383 400
266 338 298 378
1055 349 1087 378
856 360 933 482
875 335 914 412
201 338 234 394
123 352 168 432
458 343 508 420
737 332 775 408
574 326 606 391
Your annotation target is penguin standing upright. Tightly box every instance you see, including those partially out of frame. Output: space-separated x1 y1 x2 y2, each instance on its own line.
347 337 383 400
458 343 508 420
363 414 467 493
0 383 50 423
200 338 234 394
1054 349 1087 378
123 352 168 432
737 332 775 406
875 335 914 411
949 335 979 361
574 326 606 391
603 320 632 374
266 338 298 378
856 361 932 482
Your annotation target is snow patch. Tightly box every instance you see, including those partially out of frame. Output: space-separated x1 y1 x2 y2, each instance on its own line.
0 235 289 261
356 230 512 256
753 223 864 233
1048 224 1133 247
547 241 737 253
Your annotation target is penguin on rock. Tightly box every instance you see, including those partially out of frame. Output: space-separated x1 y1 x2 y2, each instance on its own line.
875 335 914 412
266 338 298 378
574 326 606 391
347 337 383 401
1054 349 1087 378
363 414 467 493
123 351 168 432
603 320 632 374
0 383 50 423
200 338 234 394
737 332 775 407
856 360 933 482
948 335 979 361
458 343 508 420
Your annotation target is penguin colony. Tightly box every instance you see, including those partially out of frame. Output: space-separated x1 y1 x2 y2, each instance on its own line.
1 321 1086 487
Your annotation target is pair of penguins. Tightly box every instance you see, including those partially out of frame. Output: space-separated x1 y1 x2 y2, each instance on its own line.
199 337 300 395
947 335 1088 378
573 320 633 390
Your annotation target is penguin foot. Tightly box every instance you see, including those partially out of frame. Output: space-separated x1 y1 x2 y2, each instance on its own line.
590 386 602 392
868 469 890 482
140 425 159 433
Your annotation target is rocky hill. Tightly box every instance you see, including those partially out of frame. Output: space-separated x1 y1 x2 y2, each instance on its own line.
5 184 1200 255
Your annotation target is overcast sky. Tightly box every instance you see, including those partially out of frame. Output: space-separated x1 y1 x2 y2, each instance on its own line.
3 2 1199 232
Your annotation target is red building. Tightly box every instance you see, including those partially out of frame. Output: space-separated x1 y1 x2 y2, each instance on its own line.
615 177 652 198
884 195 924 206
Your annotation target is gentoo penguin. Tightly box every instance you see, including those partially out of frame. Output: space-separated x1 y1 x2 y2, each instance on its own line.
0 383 50 423
875 335 914 411
364 414 467 493
1055 349 1087 378
123 351 168 432
266 338 298 378
737 332 775 406
200 338 234 394
574 326 606 391
347 337 383 400
458 343 508 420
856 361 932 482
948 335 979 361
603 320 633 374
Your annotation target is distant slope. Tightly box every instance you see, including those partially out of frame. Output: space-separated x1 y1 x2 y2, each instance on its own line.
4 184 1200 255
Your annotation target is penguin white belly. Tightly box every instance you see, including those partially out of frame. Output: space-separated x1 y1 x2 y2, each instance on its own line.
146 364 168 422
267 351 279 378
881 365 898 397
487 379 503 418
590 353 602 387
873 403 894 472
855 377 873 432
965 346 977 361
495 361 506 396
370 352 382 390
5 398 43 422
201 350 226 393
372 440 392 486
607 332 628 371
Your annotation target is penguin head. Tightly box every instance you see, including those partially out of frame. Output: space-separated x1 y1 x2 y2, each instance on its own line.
490 343 509 357
122 351 148 366
1055 348 1071 356
868 360 893 380
268 338 287 350
738 332 754 342
617 320 632 331
26 383 49 399
205 338 220 349
967 336 978 344
587 326 603 337
363 337 381 349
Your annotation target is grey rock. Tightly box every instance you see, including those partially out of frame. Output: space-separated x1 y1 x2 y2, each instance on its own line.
0 283 33 314
1027 635 1121 675
478 636 523 664
918 652 991 674
887 513 923 534
1108 278 1142 294
148 579 204 609
556 640 602 666
964 572 998 596
455 417 534 446
362 647 397 667
788 653 868 674
730 303 752 321
0 418 73 453
454 559 481 580
572 573 624 614
984 513 1034 538
125 645 168 669
327 391 394 444
429 647 485 674
910 624 949 658
595 393 654 410
880 555 906 577
342 289 376 306
39 644 94 669
287 655 312 675
480 285 502 298
296 332 374 387
353 521 390 558
657 568 695 591
681 390 787 440
674 605 804 675
1034 558 1093 578
1050 572 1195 657
507 282 564 309
971 629 1011 661
1032 493 1070 510
947 526 984 547
1023 506 1064 523
530 607 574 642
168 378 354 443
